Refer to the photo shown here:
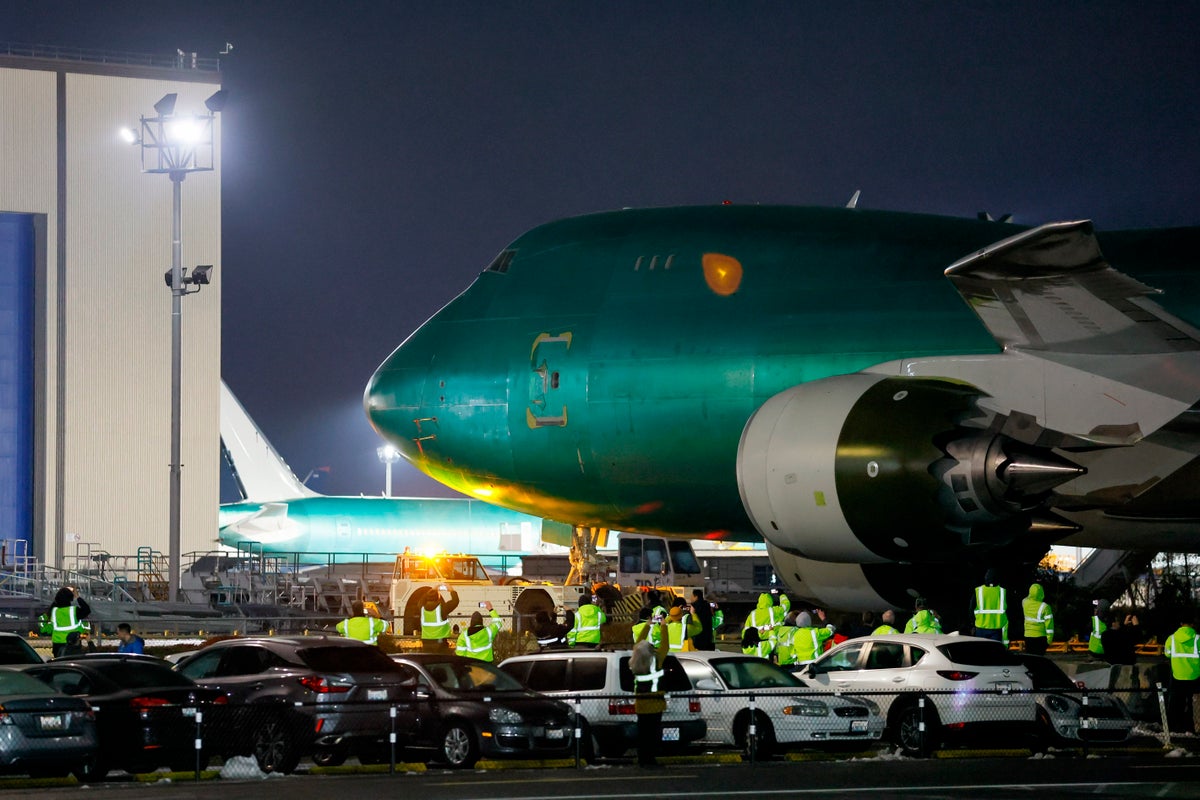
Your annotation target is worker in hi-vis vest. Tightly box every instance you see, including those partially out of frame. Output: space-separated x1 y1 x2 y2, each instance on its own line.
455 601 503 662
569 593 606 647
40 586 91 658
1166 619 1200 734
1021 584 1055 656
1090 600 1109 656
420 584 460 652
337 600 389 645
971 569 1009 646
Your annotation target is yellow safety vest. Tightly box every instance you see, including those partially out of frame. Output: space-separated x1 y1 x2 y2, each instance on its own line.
1167 626 1200 681
421 605 449 639
49 606 88 644
338 615 388 645
1089 615 1106 655
455 613 501 661
973 585 1008 642
570 604 605 645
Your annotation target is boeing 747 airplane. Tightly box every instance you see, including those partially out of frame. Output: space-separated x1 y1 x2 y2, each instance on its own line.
364 205 1200 610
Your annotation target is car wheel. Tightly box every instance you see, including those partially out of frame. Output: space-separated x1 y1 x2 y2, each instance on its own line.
439 722 480 768
312 748 347 767
892 701 938 757
252 714 302 774
735 711 777 760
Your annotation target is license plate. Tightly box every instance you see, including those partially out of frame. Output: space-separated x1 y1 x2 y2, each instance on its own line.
851 719 868 732
546 728 565 739
367 689 387 701
38 714 64 731
182 707 196 718
995 682 1016 692
662 727 680 741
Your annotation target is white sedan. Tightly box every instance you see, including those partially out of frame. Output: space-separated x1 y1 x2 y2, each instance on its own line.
673 651 884 757
794 633 1036 755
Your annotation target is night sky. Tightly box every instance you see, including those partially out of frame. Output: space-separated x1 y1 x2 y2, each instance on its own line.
6 2 1200 501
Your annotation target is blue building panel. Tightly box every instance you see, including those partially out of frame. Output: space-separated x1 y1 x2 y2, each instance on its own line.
0 214 34 555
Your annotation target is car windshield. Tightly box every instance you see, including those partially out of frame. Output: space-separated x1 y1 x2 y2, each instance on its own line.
937 641 1023 667
0 637 41 665
93 661 195 689
0 669 56 695
1021 656 1074 690
423 660 526 692
299 646 400 673
711 658 802 689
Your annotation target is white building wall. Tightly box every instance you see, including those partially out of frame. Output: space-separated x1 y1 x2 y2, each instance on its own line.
0 62 221 570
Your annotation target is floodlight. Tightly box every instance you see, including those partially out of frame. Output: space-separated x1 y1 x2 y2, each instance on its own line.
165 116 204 145
191 265 213 285
204 90 228 112
153 93 178 116
163 269 174 288
118 127 138 144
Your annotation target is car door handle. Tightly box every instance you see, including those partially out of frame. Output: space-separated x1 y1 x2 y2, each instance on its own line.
835 681 851 689
891 677 905 683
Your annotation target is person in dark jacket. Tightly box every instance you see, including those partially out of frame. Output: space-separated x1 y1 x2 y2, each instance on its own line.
533 609 569 649
1101 611 1140 666
690 589 715 650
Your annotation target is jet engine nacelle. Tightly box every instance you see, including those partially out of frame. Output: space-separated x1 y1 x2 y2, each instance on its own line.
737 374 1084 564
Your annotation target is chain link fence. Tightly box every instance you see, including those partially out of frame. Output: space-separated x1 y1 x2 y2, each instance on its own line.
4 684 1178 781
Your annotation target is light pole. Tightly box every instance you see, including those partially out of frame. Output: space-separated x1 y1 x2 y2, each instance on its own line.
377 444 400 498
123 90 225 602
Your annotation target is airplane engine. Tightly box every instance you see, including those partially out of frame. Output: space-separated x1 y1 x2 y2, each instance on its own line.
737 374 1084 564
765 544 942 612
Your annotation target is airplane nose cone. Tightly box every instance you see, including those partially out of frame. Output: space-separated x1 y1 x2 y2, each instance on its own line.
364 341 430 463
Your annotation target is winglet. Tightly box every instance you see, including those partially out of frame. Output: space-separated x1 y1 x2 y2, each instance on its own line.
845 190 861 209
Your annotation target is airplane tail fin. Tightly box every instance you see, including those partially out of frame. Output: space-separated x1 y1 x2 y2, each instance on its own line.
220 381 318 501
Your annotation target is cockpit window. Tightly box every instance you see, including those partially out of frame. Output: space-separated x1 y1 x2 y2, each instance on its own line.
485 250 516 274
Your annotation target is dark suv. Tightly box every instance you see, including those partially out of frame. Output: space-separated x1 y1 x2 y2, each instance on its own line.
174 636 411 772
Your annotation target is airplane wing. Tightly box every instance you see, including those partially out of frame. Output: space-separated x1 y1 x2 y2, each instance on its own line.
945 220 1200 355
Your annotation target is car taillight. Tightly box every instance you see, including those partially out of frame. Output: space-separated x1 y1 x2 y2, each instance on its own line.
298 676 351 694
130 697 171 709
608 700 636 715
213 695 228 705
936 670 978 682
688 700 702 713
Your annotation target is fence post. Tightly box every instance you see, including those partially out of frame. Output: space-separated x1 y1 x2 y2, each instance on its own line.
1157 682 1172 748
918 695 926 751
1080 690 1089 758
193 707 203 781
573 696 583 769
747 693 757 763
389 704 397 774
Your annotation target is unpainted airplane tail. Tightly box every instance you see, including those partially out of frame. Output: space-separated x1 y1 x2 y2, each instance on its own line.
220 381 317 502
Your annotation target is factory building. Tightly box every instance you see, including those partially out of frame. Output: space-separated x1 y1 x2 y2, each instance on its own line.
0 44 223 570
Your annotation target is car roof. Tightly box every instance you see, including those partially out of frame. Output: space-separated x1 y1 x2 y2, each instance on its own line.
672 651 772 663
47 653 170 665
195 635 355 648
502 650 633 661
836 633 1003 647
393 653 494 665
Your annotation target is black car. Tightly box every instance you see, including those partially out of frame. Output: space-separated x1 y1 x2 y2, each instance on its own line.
24 653 225 778
174 635 411 773
390 654 578 768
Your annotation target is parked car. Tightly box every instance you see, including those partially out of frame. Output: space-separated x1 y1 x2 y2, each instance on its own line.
389 653 578 768
24 653 226 778
498 650 706 758
673 651 884 756
0 633 43 665
794 634 1036 755
0 667 96 778
1018 654 1135 745
174 635 411 773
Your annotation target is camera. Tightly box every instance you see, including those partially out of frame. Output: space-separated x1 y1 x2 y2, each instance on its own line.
651 613 664 623
478 602 487 608
438 584 448 591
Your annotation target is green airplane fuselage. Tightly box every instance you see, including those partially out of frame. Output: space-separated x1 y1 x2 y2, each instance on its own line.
364 206 1200 540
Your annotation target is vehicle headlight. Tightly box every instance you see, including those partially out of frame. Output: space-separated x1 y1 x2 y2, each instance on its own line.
489 708 524 724
1046 695 1071 713
782 699 829 717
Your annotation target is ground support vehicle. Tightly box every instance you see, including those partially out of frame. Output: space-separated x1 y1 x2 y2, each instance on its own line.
795 634 1036 756
499 649 706 758
673 651 883 757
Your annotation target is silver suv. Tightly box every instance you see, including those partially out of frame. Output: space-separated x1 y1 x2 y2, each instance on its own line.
499 650 706 759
